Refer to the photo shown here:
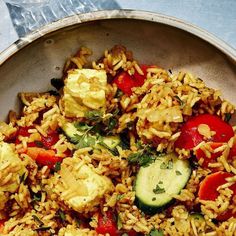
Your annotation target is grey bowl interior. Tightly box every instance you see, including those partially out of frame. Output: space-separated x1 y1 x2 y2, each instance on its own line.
0 12 236 121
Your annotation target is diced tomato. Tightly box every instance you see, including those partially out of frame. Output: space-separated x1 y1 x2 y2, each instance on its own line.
196 142 236 168
113 65 156 96
41 130 59 149
216 209 236 221
198 172 236 220
175 114 234 150
229 144 236 159
17 126 34 137
26 147 61 169
198 172 234 200
127 230 138 236
195 142 223 168
96 211 118 236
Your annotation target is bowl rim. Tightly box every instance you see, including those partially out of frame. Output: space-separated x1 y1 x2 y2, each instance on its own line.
0 9 236 66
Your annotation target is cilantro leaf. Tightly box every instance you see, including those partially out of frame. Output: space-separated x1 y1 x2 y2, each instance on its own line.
147 229 164 236
74 122 92 132
85 110 103 122
225 113 232 123
160 159 173 169
54 162 61 172
128 145 158 167
153 184 165 194
98 140 119 156
175 170 182 176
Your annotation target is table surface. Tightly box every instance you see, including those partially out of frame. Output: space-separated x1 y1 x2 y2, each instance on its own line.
0 0 236 53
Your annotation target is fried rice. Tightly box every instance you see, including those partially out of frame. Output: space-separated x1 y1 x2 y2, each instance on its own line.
0 45 236 236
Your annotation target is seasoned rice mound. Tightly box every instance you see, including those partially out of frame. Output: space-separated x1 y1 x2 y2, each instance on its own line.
0 45 236 236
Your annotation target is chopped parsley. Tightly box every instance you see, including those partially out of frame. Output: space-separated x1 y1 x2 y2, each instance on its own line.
56 209 66 222
225 113 232 123
128 144 160 167
175 170 182 176
153 184 165 194
160 159 173 169
32 192 42 202
174 95 184 107
32 215 44 225
152 197 156 201
147 229 164 236
19 172 26 183
54 162 61 172
85 110 103 122
116 194 124 200
34 140 44 148
98 140 119 156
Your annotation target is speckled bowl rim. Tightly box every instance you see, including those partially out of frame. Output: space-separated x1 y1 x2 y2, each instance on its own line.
0 9 236 66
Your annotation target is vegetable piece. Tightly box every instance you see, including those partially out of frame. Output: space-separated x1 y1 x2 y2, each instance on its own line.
61 122 120 153
41 130 59 149
0 220 5 233
195 142 223 168
198 171 236 220
113 65 156 95
26 147 61 169
96 211 118 236
135 153 191 214
175 114 234 150
147 229 164 236
198 171 236 201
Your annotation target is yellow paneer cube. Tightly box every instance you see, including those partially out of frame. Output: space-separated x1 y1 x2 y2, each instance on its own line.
0 142 26 194
52 156 113 213
62 69 107 118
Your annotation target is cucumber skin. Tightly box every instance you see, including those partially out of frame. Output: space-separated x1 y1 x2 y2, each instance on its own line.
134 160 192 215
135 197 175 215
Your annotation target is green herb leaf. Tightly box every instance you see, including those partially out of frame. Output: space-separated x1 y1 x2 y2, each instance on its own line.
153 184 165 194
107 117 117 131
32 215 44 225
116 194 124 200
160 159 173 169
147 229 164 236
34 140 44 148
175 170 182 176
119 132 130 150
74 122 92 132
225 113 232 123
174 95 184 108
98 141 119 156
51 78 64 90
85 110 103 122
32 192 42 202
121 234 129 236
19 172 26 183
75 134 96 149
115 89 124 98
54 162 61 172
57 209 66 222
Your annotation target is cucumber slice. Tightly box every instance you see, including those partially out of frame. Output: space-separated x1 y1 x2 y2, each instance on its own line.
62 122 84 143
62 122 120 153
135 152 191 214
